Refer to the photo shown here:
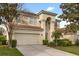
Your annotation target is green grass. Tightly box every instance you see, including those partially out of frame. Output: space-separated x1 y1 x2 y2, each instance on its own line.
0 46 23 56
55 46 79 55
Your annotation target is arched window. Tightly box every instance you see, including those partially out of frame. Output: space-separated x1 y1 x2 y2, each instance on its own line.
39 21 41 26
45 17 51 39
46 17 51 30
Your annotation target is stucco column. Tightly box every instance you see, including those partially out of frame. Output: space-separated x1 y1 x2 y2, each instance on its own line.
49 20 55 41
41 20 46 39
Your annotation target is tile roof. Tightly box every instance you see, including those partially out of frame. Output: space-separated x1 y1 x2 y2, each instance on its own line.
57 28 75 35
17 11 38 17
37 10 57 16
17 10 57 18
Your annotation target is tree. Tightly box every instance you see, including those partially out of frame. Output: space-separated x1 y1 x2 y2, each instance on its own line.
59 3 79 24
52 30 62 46
65 23 77 33
0 3 22 48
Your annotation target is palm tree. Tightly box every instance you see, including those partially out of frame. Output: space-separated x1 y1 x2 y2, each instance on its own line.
0 3 22 48
52 30 62 46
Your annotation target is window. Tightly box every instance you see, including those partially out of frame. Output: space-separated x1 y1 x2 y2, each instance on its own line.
16 17 21 23
34 19 37 24
17 16 29 24
21 17 28 24
29 17 37 25
29 17 33 24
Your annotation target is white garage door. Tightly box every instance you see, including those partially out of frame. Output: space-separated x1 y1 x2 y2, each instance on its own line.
14 33 42 45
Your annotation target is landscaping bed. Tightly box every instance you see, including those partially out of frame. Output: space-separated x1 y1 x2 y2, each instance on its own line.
42 38 79 55
54 46 79 55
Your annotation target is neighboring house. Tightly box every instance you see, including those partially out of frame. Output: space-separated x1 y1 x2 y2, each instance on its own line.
58 28 77 44
0 24 9 41
12 10 57 45
62 32 76 44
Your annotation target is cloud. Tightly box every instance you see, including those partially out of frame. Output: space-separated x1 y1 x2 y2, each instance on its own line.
60 21 70 28
35 12 39 14
46 7 54 11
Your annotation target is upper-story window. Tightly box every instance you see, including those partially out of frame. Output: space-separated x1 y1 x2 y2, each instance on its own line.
16 16 29 24
29 17 37 25
16 16 21 23
21 16 28 24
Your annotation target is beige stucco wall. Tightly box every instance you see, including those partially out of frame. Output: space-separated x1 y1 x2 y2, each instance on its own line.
14 15 39 27
38 14 56 41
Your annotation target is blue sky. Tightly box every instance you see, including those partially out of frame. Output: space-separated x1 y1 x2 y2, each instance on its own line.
22 3 62 15
22 3 68 28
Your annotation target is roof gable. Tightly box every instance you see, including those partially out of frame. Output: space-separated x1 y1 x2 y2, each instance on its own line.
37 10 57 16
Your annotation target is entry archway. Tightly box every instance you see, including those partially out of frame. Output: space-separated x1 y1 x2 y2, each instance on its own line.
45 17 51 40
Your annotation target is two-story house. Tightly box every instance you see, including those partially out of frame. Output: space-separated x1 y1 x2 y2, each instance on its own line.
12 10 57 45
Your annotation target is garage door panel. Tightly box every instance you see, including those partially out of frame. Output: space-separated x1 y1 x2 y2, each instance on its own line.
14 33 42 45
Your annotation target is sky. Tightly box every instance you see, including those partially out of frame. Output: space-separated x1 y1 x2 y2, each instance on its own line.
22 3 68 28
22 3 62 15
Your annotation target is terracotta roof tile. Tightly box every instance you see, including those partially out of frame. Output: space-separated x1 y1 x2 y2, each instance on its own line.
17 11 38 17
37 10 57 16
57 28 75 35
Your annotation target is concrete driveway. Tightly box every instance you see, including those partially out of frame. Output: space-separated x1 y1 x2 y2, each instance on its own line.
17 45 76 56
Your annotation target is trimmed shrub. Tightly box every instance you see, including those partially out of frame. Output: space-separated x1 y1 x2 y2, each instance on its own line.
0 35 6 45
62 39 72 46
0 41 2 45
43 39 48 45
0 35 6 40
48 41 55 47
53 38 72 46
53 39 63 46
75 39 79 45
12 40 17 48
2 40 7 45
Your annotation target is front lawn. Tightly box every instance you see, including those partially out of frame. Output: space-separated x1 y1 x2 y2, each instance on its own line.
0 46 23 56
55 46 79 55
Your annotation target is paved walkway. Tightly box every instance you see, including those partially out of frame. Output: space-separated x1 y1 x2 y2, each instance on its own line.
17 45 76 56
